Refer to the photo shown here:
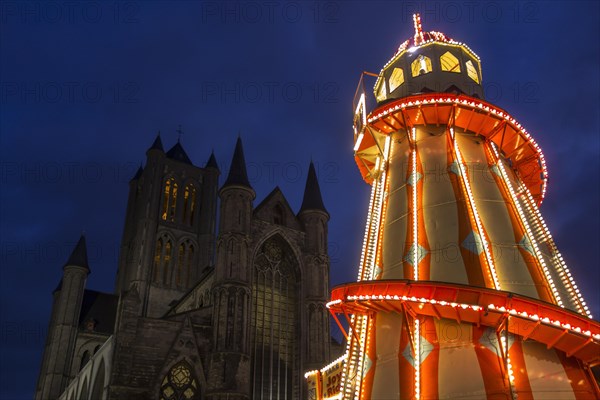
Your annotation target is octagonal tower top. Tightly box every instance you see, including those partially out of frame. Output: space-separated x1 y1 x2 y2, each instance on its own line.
373 14 484 103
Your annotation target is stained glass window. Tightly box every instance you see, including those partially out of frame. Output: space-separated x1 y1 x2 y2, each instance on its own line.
161 178 177 221
160 361 199 400
251 235 299 399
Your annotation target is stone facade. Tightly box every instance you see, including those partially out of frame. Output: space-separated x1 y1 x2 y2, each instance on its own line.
35 136 332 400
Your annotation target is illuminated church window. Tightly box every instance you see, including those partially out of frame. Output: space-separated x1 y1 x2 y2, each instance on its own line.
182 184 196 225
411 55 432 77
153 238 163 282
251 235 299 399
388 67 405 92
440 51 461 73
162 178 178 221
163 241 172 284
466 60 479 83
159 361 199 400
154 237 173 285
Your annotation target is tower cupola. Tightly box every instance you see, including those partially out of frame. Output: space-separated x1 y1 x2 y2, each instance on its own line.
373 14 484 103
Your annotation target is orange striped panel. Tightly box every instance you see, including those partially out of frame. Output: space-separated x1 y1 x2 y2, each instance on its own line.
472 325 510 399
445 131 488 288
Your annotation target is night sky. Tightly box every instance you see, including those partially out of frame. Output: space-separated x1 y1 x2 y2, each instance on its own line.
1 1 598 398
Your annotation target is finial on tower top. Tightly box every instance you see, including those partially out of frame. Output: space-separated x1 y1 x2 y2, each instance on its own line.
176 125 184 143
413 14 424 46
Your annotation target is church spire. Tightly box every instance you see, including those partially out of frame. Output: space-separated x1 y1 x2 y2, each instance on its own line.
206 150 219 171
148 132 164 152
299 161 328 216
64 234 90 273
223 137 251 188
130 164 143 181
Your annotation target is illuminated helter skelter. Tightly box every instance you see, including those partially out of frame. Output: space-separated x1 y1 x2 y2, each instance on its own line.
308 14 600 400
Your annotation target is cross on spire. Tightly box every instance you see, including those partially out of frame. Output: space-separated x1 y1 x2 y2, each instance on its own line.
176 125 184 143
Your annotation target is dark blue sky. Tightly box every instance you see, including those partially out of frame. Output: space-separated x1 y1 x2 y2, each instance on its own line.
1 1 598 398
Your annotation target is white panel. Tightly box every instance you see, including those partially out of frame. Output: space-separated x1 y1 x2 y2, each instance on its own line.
371 312 403 399
418 128 468 284
457 132 539 298
436 320 487 399
383 138 409 279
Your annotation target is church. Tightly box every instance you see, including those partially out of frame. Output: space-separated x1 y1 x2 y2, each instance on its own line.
35 135 334 400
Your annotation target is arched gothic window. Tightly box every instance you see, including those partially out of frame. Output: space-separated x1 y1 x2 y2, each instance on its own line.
160 361 200 400
163 240 172 285
162 178 178 221
182 184 197 225
251 235 299 399
153 238 163 283
154 237 173 285
177 244 185 287
79 351 90 371
172 241 195 288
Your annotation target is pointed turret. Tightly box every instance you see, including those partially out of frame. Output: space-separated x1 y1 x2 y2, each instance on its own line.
299 161 328 216
36 234 90 399
64 235 90 273
298 161 331 368
223 137 251 188
166 142 193 165
148 132 164 152
206 151 219 171
130 164 143 181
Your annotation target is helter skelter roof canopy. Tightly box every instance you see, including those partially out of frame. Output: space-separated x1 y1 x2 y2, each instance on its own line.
354 14 548 203
372 14 485 103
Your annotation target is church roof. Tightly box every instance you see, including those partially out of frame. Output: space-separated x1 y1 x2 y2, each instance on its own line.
206 151 219 171
166 142 193 165
64 235 90 272
148 133 164 152
78 290 118 334
223 137 251 188
299 161 328 215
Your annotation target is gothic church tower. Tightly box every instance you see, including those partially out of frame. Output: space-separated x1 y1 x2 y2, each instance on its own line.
115 134 219 317
35 134 333 400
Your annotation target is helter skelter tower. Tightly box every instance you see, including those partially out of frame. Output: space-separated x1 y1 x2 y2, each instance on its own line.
307 15 600 399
